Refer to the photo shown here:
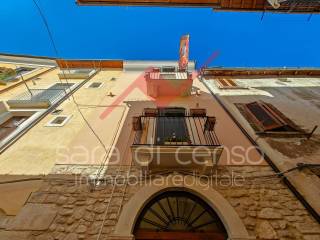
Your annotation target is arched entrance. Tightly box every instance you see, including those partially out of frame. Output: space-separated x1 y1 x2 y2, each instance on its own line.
109 175 251 240
134 191 228 240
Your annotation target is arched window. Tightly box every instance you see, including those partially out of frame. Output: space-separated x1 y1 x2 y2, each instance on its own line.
134 191 228 240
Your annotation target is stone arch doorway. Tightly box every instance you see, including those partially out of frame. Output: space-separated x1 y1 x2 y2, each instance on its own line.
109 175 251 240
133 191 228 240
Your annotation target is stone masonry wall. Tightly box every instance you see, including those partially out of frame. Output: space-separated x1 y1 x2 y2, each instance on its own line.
0 165 319 240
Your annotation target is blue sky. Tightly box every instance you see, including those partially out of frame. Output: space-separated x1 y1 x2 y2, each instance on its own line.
0 0 319 67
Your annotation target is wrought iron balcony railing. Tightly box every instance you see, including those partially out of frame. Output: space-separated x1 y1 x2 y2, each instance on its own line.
7 83 75 108
131 108 223 172
132 115 220 147
10 89 66 103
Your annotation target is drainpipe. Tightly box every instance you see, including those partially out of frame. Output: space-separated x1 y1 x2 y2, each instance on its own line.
200 76 320 223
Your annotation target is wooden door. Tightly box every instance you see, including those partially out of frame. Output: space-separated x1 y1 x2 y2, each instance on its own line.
135 230 226 240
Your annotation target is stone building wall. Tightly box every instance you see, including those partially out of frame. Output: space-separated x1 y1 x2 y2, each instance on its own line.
0 165 319 240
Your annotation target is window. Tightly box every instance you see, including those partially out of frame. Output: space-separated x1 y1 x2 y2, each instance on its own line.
51 109 63 115
216 78 242 89
134 191 227 239
15 67 36 76
46 115 72 127
0 67 16 81
133 108 220 146
161 66 176 72
0 66 36 83
309 167 320 179
0 116 29 141
87 82 103 88
236 101 305 135
58 69 96 79
160 73 176 79
49 83 74 90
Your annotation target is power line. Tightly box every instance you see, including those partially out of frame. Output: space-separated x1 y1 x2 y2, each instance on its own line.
31 0 113 169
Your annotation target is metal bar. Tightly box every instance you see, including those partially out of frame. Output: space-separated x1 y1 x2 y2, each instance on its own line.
157 201 171 222
152 117 156 144
185 200 197 225
190 219 217 231
199 117 210 145
193 117 202 145
167 197 175 220
133 116 221 146
307 125 318 139
188 116 194 144
149 207 170 225
142 218 167 230
176 197 179 221
188 209 207 227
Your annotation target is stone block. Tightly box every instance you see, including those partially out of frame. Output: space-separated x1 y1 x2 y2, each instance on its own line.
256 220 278 239
6 204 57 231
258 208 282 219
0 231 30 240
64 233 78 240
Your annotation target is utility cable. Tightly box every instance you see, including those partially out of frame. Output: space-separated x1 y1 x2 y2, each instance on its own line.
31 0 113 166
32 0 130 185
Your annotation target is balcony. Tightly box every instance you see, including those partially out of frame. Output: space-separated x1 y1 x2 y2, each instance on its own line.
7 83 75 109
131 108 223 173
58 68 96 79
145 69 193 97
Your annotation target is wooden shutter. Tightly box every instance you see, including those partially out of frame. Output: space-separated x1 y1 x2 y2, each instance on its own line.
216 78 238 88
244 102 285 131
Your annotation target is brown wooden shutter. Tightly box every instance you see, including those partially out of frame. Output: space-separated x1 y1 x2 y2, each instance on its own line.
217 78 229 87
216 78 238 88
244 102 285 131
226 79 237 87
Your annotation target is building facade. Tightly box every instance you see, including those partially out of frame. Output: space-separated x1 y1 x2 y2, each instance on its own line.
0 55 319 240
77 0 320 14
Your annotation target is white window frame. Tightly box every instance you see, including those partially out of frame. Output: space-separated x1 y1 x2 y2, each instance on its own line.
46 115 72 127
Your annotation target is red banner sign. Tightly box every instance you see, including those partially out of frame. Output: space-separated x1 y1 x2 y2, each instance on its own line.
179 35 189 72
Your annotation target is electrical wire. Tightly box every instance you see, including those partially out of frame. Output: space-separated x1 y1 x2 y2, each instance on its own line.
31 0 121 181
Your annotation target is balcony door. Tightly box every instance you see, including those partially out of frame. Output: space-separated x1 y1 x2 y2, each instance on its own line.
155 108 190 145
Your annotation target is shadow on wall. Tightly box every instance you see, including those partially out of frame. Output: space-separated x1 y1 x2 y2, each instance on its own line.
223 86 320 133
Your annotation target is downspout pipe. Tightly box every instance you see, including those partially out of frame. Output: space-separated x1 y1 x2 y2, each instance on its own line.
200 76 320 223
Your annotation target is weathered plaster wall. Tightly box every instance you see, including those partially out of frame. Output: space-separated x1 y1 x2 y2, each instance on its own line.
204 78 320 215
